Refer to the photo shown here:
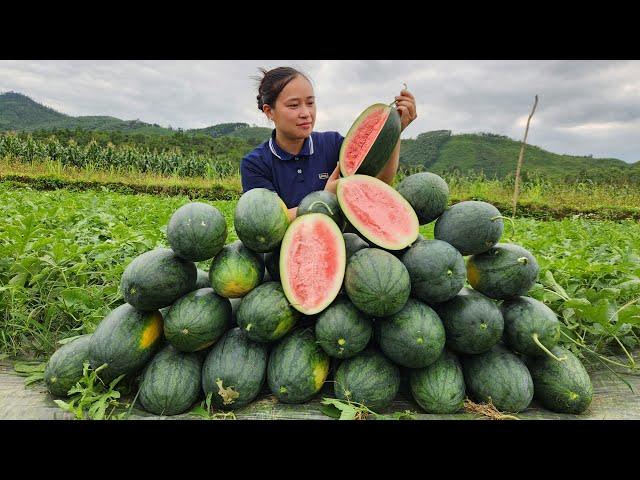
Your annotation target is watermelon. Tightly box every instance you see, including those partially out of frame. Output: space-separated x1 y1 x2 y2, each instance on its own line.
236 282 300 343
44 334 93 397
89 303 164 383
279 213 346 315
434 201 504 255
401 239 466 304
334 347 400 411
166 201 227 262
138 344 202 416
433 287 504 354
202 328 269 410
209 240 265 298
344 248 411 317
120 248 197 311
337 175 419 250
339 103 401 177
264 250 280 281
195 268 211 289
163 288 231 352
315 296 372 359
377 299 446 369
462 343 534 413
267 328 330 404
343 233 369 260
526 346 593 414
409 350 466 414
234 188 290 253
297 190 346 231
467 243 539 299
502 296 561 357
396 172 450 225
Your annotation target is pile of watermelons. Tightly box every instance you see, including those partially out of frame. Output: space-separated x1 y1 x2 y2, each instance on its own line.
43 102 593 417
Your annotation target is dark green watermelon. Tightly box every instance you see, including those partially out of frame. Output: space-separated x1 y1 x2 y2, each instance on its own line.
401 239 466 304
377 299 446 369
267 328 330 403
236 282 300 343
89 303 164 383
120 248 197 311
334 347 400 411
502 296 561 357
433 287 504 355
344 248 411 317
396 172 449 225
264 250 280 281
343 233 369 260
462 343 534 413
315 296 372 359
163 288 231 352
467 243 539 299
234 188 290 253
202 328 269 410
409 350 466 414
434 201 504 255
195 268 211 289
526 346 593 414
209 240 264 298
297 190 346 231
138 344 202 416
167 201 227 261
44 334 93 397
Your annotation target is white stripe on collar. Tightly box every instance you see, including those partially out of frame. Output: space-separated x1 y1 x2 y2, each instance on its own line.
268 137 282 160
309 134 314 155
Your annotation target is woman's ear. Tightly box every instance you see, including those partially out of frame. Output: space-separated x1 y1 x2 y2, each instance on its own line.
263 105 273 122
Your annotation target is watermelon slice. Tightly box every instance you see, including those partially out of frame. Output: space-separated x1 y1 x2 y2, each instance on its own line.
339 103 401 177
280 213 346 315
337 175 419 250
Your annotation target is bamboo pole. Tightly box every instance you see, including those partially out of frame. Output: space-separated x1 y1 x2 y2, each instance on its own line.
512 95 539 218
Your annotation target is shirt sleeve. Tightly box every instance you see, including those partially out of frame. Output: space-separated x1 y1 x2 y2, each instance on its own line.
240 153 276 193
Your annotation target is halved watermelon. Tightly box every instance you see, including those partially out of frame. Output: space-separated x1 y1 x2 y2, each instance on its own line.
339 104 401 177
336 175 419 250
279 213 346 315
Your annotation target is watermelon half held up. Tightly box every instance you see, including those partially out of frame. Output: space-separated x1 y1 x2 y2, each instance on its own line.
337 175 419 250
339 103 401 177
279 213 346 315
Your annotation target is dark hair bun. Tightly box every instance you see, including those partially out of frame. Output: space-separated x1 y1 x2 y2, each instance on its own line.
254 66 309 112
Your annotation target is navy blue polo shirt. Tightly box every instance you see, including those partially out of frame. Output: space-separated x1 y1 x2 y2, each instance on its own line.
240 130 344 209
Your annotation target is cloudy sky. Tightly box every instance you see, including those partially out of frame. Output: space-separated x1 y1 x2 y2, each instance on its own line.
1 60 638 163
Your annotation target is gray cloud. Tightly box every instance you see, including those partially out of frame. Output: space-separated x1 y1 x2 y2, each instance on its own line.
0 60 638 163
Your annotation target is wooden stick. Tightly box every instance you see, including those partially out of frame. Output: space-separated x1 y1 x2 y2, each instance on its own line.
512 95 539 218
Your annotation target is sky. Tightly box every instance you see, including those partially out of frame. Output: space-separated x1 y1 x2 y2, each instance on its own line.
1 60 638 163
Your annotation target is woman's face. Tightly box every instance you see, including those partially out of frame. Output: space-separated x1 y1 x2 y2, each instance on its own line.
265 75 316 140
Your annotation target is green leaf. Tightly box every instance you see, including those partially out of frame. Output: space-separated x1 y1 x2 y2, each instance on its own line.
8 272 28 287
544 270 569 299
319 404 341 419
60 288 92 308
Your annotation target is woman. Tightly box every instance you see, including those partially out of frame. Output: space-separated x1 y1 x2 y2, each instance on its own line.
240 66 417 221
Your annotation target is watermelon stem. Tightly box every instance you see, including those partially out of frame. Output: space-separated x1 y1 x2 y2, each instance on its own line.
388 83 409 107
491 215 516 239
307 200 334 216
532 333 567 362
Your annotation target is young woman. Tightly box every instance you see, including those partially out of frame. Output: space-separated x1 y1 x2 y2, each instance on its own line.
240 66 417 221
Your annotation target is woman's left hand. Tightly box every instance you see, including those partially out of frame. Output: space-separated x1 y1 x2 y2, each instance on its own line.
394 88 417 132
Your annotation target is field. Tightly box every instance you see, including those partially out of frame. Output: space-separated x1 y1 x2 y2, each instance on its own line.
1 183 639 377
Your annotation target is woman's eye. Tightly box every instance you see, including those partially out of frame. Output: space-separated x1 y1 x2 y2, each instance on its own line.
288 104 298 109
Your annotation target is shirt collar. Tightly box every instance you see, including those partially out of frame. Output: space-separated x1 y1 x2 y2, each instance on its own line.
268 129 314 161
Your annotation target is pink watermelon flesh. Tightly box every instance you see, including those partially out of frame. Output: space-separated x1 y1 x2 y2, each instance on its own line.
343 107 389 176
281 214 346 315
338 176 419 250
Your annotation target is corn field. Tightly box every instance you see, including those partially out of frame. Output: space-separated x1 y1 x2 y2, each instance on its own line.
0 133 239 179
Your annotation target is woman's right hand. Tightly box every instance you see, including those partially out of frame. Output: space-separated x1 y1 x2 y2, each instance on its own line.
324 163 340 194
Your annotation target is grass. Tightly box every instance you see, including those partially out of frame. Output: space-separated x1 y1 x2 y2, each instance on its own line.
1 183 639 367
3 157 640 219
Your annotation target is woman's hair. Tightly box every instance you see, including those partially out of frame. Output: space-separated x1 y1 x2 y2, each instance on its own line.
254 66 310 112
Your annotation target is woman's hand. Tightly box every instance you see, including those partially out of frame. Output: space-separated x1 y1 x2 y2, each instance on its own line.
394 88 417 132
323 162 340 194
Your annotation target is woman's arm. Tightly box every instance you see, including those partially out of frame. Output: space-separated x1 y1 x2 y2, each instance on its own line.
287 207 298 222
376 140 401 185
